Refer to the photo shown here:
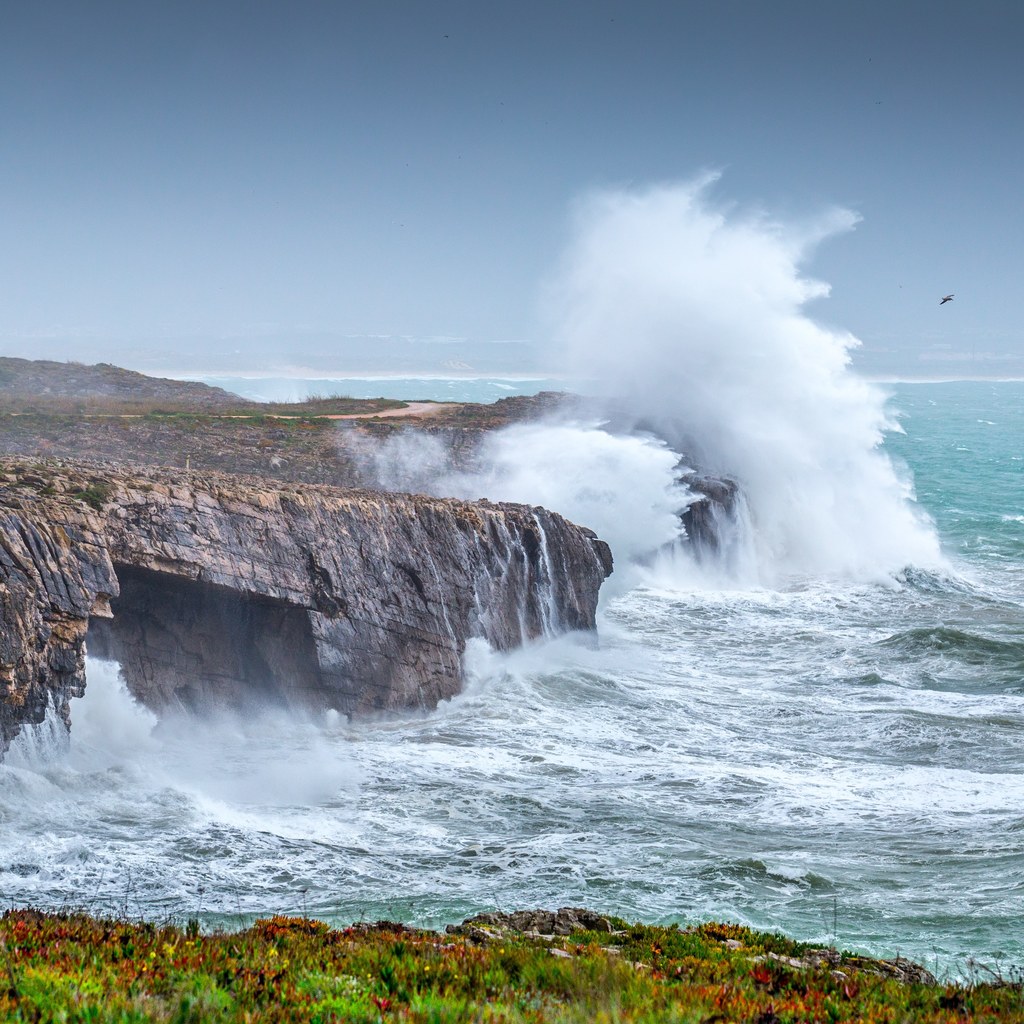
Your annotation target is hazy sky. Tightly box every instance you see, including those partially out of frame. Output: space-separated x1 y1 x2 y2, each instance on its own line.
2 1 1022 377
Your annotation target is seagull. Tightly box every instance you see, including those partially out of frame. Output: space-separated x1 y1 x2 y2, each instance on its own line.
940 294 954 305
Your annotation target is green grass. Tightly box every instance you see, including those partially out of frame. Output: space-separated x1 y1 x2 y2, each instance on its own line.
0 910 1021 1022
70 479 114 510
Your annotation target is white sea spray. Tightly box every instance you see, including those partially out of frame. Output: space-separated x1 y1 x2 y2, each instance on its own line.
363 177 943 584
545 175 943 582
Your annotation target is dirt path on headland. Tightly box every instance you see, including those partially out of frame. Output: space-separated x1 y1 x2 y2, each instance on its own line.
321 401 463 420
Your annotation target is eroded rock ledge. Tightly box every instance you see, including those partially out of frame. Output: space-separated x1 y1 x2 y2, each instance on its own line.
0 459 612 758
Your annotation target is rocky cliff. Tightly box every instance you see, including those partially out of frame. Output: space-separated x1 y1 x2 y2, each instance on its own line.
0 460 612 759
0 493 117 759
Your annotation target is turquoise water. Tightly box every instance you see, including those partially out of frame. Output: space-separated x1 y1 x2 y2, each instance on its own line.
886 381 1024 597
1 379 1021 976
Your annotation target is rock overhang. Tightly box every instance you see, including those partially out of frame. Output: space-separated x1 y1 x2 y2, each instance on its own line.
0 459 612 758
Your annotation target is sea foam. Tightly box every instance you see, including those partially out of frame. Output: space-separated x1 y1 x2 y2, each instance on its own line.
544 175 943 583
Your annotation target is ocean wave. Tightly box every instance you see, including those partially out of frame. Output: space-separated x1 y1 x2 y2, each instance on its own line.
875 625 1024 674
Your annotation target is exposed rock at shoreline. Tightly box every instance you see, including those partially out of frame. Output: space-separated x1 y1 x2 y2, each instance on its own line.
445 907 937 985
448 907 616 940
679 471 741 555
0 458 611 759
0 498 117 753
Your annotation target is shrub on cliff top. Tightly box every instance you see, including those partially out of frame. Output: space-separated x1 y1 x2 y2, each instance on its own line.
71 479 113 510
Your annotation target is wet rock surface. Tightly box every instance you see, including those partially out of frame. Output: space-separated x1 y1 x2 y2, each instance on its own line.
0 494 117 759
678 471 740 554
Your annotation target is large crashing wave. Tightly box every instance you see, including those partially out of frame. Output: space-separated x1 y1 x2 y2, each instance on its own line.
546 175 942 583
371 176 942 586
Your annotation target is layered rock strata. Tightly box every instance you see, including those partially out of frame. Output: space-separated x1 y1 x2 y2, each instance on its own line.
0 497 117 758
0 460 611 759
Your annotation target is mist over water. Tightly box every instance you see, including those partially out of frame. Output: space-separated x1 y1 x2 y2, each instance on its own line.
2 661 362 917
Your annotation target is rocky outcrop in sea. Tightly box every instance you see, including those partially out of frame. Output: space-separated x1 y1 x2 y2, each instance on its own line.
0 459 612 759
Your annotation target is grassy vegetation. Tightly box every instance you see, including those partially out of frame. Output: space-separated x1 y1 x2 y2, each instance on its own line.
70 479 114 510
0 394 409 418
259 395 409 417
0 397 238 417
0 910 1020 1023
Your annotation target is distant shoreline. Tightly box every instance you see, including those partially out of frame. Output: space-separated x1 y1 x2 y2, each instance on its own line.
165 370 1024 385
865 375 1024 384
171 371 572 383
161 372 578 405
159 371 1024 407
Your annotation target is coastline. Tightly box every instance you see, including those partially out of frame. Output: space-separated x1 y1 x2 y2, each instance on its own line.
4 904 1021 1023
2 366 1021 982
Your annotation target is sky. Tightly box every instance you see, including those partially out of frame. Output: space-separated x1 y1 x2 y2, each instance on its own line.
2 0 1022 379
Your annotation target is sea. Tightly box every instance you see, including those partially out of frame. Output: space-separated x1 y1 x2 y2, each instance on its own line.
1 375 1022 978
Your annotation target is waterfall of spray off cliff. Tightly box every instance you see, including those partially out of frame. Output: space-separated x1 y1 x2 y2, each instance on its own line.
372 176 942 585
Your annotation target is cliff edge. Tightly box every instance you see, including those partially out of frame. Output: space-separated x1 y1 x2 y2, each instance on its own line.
0 459 612 759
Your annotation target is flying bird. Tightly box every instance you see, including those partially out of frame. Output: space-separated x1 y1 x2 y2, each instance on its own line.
940 294 954 305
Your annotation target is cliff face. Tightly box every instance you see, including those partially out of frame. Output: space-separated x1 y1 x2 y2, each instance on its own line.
0 490 118 758
0 461 612 758
678 473 741 556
